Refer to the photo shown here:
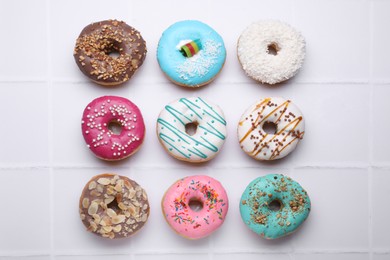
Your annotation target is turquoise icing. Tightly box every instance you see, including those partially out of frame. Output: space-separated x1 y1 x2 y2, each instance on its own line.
157 20 226 87
157 97 227 161
240 174 311 239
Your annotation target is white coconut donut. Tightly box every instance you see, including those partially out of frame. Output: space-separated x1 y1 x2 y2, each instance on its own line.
237 21 305 84
238 97 305 160
156 97 227 163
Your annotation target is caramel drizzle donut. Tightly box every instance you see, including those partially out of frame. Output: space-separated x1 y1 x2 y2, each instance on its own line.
238 97 305 160
74 20 146 86
79 174 150 239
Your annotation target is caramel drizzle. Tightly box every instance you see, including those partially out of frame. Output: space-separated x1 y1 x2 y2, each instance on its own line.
239 99 304 159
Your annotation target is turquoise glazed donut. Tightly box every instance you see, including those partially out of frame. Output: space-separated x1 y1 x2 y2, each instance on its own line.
240 174 311 239
157 20 226 88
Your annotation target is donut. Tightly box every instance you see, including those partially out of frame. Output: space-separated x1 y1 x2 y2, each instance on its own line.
237 97 304 160
157 20 226 88
237 20 305 84
156 97 227 163
162 175 229 240
240 174 311 239
74 20 146 86
81 96 145 161
79 173 150 239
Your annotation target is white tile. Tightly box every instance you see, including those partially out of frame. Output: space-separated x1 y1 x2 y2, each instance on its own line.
212 168 293 251
292 0 369 82
0 257 51 260
214 254 291 260
290 168 369 250
0 0 47 79
0 169 50 253
49 0 133 80
135 254 208 260
295 253 369 260
372 0 390 81
372 168 390 249
373 254 390 260
373 85 390 163
289 84 369 165
53 168 139 254
55 256 129 260
0 83 49 165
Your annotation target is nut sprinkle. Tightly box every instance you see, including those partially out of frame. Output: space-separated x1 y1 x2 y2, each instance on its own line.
79 173 150 239
74 20 147 86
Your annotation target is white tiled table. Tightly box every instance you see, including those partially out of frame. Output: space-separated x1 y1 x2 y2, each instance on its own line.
1 0 389 259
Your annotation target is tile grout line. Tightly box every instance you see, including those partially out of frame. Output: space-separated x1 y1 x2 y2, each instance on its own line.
368 0 374 259
46 0 55 259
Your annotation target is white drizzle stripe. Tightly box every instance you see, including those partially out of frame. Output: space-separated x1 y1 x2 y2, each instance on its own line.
157 97 227 162
237 97 305 160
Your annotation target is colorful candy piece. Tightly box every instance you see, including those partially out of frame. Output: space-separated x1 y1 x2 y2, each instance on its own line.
180 39 202 57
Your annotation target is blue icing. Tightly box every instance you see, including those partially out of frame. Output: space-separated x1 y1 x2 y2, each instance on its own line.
157 20 226 87
240 174 311 239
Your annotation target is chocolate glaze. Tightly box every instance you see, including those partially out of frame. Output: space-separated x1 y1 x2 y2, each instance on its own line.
74 20 147 86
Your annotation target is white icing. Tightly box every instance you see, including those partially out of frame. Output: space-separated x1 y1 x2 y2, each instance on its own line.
237 97 305 160
176 40 222 81
237 20 306 84
157 97 227 162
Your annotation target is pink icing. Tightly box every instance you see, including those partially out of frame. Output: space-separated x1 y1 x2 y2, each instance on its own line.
162 175 229 239
81 96 145 161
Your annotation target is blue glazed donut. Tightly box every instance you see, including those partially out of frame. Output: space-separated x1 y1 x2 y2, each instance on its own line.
240 174 311 239
157 20 226 88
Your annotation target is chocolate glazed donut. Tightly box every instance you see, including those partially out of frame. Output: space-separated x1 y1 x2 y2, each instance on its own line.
74 20 147 86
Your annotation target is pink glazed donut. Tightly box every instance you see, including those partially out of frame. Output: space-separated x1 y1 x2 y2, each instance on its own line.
81 96 145 161
162 175 229 240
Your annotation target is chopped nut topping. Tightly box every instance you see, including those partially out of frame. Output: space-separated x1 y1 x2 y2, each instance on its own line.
80 173 150 239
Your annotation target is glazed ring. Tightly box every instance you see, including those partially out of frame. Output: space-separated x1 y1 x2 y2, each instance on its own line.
240 174 311 239
157 20 226 88
81 96 145 161
162 175 229 240
74 20 146 86
237 97 304 160
79 173 150 239
237 20 305 84
156 97 227 163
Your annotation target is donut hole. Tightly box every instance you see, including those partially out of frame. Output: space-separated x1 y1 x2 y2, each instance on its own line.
189 198 203 212
108 50 120 58
267 43 280 56
185 122 198 136
262 121 277 134
107 199 120 214
105 42 121 58
268 199 283 211
108 120 123 135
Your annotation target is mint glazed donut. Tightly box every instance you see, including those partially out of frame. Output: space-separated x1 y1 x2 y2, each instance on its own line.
157 20 226 88
240 174 311 239
156 97 227 163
